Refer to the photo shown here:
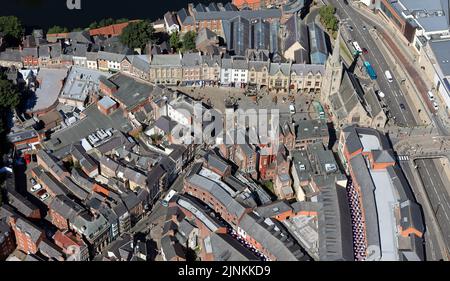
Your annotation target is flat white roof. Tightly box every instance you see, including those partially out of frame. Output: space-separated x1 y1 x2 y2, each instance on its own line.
369 169 399 261
359 134 382 152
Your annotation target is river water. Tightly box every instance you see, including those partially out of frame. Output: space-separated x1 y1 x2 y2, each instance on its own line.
1 0 228 31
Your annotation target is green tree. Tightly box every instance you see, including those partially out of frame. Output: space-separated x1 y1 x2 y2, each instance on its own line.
47 25 69 34
0 79 20 110
98 18 115 28
116 18 130 24
169 31 182 51
89 21 98 29
0 16 24 47
72 27 84 32
120 20 156 50
319 5 339 33
182 31 197 52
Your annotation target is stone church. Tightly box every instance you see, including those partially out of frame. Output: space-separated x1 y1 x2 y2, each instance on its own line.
321 28 387 129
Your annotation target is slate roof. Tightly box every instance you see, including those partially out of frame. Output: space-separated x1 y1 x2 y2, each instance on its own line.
238 212 307 261
107 73 153 110
181 52 202 67
49 195 85 221
349 154 380 250
317 175 354 261
329 71 362 120
269 62 291 76
186 174 247 220
204 152 230 174
97 51 126 62
6 191 39 218
14 218 43 243
150 54 182 66
161 235 186 260
284 14 309 54
207 233 259 261
202 55 222 67
38 239 65 259
399 200 424 234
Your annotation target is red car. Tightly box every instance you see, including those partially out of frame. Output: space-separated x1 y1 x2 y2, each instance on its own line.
362 48 369 54
24 154 32 165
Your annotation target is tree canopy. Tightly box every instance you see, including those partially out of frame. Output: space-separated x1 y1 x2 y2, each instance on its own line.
182 31 197 52
0 16 24 47
89 18 130 29
47 25 69 34
120 20 156 50
0 79 20 110
319 5 339 33
169 32 182 51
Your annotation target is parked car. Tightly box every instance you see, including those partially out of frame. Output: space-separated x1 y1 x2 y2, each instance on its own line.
39 193 50 201
362 48 368 54
31 184 42 193
30 178 37 186
400 103 406 110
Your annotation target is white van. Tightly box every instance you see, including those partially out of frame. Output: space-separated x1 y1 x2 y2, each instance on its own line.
385 70 393 82
427 91 435 101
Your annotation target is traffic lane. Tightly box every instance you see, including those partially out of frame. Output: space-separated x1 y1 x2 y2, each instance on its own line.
331 0 417 127
416 159 450 250
337 11 410 126
347 3 439 117
401 162 444 260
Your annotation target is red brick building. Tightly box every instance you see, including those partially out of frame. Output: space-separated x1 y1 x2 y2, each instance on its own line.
53 230 89 261
48 195 84 231
9 217 44 254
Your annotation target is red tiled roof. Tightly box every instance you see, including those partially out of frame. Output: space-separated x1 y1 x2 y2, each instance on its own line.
89 20 140 37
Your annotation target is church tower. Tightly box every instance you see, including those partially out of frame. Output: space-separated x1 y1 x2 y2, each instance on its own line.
321 26 344 105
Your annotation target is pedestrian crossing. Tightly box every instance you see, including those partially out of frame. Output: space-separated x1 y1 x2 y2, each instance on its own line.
397 155 410 161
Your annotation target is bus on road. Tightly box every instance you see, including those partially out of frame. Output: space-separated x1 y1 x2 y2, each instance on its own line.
352 41 363 55
364 61 377 80
162 190 177 207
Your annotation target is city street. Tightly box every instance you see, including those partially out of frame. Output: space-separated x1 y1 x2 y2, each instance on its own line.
328 0 417 127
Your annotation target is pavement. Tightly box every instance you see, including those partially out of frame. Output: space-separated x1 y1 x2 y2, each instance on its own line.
415 159 450 258
328 0 417 128
400 161 445 260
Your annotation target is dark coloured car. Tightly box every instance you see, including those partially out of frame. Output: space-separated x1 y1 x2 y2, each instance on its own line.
400 103 406 110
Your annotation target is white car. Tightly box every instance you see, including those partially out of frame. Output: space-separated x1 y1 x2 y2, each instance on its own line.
39 193 50 201
433 101 439 111
31 184 42 193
